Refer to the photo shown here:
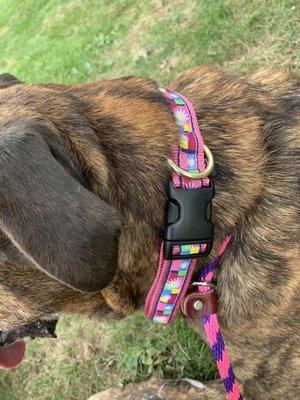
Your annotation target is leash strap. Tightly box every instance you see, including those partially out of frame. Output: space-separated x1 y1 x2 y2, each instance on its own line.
198 237 244 400
144 88 244 399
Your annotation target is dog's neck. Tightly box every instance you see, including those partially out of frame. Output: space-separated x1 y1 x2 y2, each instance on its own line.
68 76 263 239
60 76 268 321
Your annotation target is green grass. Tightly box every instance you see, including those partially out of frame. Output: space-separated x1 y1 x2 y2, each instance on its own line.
0 0 298 399
0 0 298 84
0 315 216 400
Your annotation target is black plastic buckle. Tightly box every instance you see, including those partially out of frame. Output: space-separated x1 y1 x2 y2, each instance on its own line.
164 180 215 260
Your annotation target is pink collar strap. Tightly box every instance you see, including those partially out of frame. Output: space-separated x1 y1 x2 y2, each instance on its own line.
145 87 214 324
144 88 244 400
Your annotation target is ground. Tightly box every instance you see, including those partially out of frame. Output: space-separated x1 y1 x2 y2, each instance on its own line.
0 1 298 399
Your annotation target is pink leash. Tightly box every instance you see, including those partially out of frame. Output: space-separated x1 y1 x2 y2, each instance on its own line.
145 88 244 400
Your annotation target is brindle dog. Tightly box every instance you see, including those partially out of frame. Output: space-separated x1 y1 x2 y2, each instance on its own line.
0 67 298 399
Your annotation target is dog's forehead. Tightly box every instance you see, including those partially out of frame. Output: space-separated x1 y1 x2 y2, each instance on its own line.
0 84 82 161
0 80 36 100
0 82 72 122
0 85 43 125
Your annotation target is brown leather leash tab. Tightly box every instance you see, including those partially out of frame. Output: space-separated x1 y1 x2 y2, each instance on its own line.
181 287 218 319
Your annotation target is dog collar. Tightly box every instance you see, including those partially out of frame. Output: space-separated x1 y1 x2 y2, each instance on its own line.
144 88 244 400
145 87 215 324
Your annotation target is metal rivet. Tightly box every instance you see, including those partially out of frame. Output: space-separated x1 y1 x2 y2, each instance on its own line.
193 300 204 311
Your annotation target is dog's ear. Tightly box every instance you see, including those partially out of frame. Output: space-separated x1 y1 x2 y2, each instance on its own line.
0 129 121 292
0 73 22 89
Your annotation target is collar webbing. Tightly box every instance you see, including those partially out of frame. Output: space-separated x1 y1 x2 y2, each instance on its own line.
145 87 212 323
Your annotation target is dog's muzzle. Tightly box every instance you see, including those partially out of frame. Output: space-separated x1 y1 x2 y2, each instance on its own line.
0 317 58 369
0 317 58 346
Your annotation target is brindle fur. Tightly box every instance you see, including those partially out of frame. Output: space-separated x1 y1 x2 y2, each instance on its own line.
0 66 298 399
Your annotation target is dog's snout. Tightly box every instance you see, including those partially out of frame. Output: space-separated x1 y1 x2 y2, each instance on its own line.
0 317 58 347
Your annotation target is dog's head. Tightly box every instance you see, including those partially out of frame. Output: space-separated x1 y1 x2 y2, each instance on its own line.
0 73 176 368
0 74 127 367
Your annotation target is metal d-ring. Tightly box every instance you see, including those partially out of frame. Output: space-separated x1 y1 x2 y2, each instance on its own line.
167 145 214 179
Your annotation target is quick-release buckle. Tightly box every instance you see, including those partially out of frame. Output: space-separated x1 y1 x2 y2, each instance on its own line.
164 180 215 260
